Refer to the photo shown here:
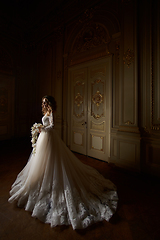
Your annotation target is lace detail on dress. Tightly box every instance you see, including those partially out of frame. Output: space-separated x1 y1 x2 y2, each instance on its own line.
17 180 117 230
9 170 118 229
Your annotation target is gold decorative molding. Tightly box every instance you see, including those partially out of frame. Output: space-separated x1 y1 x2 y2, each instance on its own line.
74 81 84 118
91 79 104 120
125 120 134 125
91 113 101 119
123 49 134 68
143 126 152 134
74 92 83 107
72 23 110 54
151 126 160 131
92 90 103 107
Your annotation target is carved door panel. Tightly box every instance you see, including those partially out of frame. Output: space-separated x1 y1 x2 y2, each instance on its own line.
0 74 15 140
70 68 88 155
87 58 111 160
70 57 112 161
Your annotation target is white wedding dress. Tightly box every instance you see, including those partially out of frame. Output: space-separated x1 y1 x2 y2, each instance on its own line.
8 112 118 229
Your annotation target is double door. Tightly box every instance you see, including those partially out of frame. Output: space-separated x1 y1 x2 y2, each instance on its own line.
69 57 112 161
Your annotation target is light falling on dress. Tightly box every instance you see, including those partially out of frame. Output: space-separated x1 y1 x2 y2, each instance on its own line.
8 112 118 229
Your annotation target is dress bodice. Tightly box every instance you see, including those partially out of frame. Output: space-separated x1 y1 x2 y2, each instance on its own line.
42 112 54 131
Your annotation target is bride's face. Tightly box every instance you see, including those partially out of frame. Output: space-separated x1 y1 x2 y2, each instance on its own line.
42 98 48 109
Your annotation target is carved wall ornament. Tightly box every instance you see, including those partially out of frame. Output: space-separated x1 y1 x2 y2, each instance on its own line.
91 79 104 119
72 23 110 54
125 120 134 125
92 90 103 107
151 126 160 131
74 110 84 118
143 126 152 134
74 81 84 118
123 48 134 68
74 92 83 107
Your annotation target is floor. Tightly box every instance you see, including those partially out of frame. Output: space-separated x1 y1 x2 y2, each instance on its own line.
0 137 160 240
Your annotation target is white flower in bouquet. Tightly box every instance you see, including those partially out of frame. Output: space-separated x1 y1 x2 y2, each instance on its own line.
31 123 43 154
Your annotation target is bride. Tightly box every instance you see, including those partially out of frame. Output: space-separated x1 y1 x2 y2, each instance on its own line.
8 95 118 230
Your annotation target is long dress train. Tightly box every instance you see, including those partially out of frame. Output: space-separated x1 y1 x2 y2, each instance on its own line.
8 112 118 230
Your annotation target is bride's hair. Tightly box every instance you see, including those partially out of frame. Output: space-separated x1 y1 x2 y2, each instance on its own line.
42 95 57 115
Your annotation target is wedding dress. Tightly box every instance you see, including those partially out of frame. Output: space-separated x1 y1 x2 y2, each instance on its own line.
8 112 118 229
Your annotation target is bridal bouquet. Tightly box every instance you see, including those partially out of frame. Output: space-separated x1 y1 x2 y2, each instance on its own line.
31 123 43 154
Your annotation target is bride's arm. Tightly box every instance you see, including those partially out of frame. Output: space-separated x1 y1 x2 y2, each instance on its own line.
41 112 54 132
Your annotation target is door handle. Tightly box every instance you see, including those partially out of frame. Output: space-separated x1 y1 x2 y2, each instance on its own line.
82 122 87 125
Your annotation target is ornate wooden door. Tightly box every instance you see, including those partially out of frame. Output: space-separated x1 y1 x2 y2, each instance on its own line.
69 57 112 161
